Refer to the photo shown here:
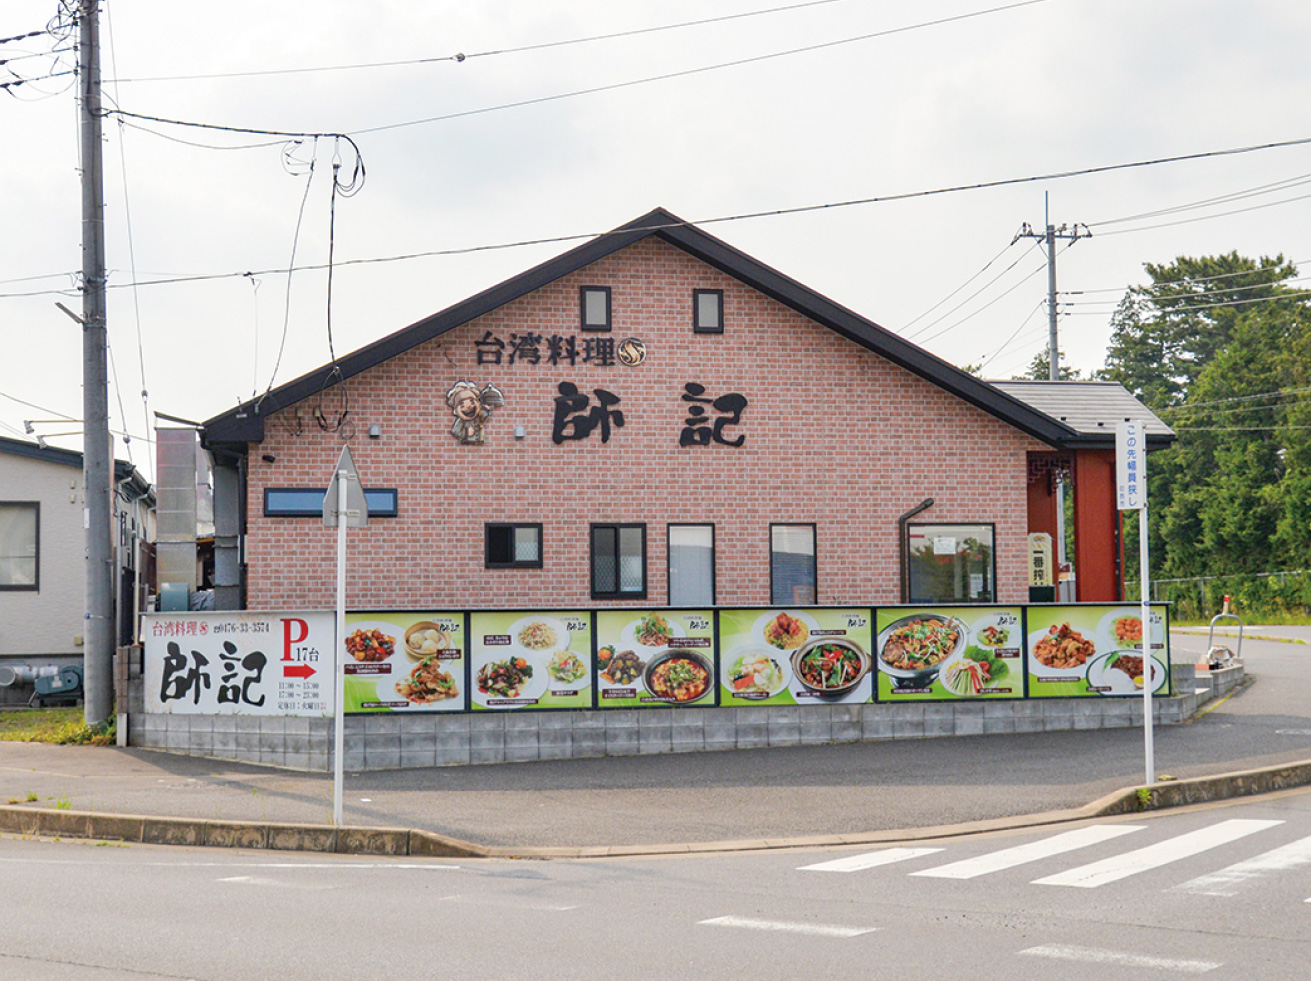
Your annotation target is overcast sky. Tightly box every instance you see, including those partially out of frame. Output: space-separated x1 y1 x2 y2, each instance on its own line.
4 0 1310 480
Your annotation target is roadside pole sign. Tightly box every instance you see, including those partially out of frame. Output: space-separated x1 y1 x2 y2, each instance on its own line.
1116 420 1146 511
326 445 368 826
1117 420 1154 786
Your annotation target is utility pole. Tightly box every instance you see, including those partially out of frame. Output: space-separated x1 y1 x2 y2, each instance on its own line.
79 0 114 726
1014 193 1090 380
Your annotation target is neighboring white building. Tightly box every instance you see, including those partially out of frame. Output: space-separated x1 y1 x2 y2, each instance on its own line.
0 437 153 701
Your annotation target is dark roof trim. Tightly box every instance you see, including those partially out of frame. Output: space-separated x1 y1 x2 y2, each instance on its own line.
0 435 150 489
202 208 1081 450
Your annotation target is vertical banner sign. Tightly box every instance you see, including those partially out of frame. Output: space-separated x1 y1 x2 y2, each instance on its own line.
1027 533 1053 587
1116 420 1146 510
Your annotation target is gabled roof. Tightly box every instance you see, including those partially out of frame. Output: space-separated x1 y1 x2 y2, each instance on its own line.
0 435 153 495
202 208 1082 450
989 381 1176 450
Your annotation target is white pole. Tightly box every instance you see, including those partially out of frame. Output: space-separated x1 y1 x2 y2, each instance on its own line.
332 468 347 826
1140 505 1154 785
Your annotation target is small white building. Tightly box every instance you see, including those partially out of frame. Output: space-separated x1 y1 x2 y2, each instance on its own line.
0 436 154 704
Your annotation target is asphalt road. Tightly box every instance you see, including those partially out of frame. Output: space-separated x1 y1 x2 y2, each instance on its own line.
2 630 1308 849
2 790 1308 980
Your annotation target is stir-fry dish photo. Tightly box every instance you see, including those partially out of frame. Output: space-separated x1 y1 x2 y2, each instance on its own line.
880 618 961 670
345 628 394 662
647 656 710 702
635 613 673 647
795 642 864 691
476 658 534 698
1033 622 1096 668
396 657 459 704
599 648 644 686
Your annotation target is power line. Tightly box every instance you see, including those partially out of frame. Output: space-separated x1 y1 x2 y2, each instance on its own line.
1092 189 1311 238
104 0 876 83
903 240 1039 339
976 298 1047 372
351 1 1053 136
10 131 1311 302
1065 286 1311 317
899 240 1018 333
915 257 1050 345
1157 385 1311 412
1062 265 1307 297
1089 172 1311 227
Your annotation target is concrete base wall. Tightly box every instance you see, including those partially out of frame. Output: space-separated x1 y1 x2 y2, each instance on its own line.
124 672 1225 773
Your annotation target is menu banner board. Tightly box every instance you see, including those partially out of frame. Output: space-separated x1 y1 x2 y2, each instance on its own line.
874 607 1024 701
469 611 592 710
341 612 466 713
594 610 716 708
719 608 874 706
143 612 334 716
1027 604 1170 698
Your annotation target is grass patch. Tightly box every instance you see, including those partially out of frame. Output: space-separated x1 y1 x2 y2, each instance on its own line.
0 707 115 746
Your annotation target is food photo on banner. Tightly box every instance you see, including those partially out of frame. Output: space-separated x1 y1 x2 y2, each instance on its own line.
874 607 1025 701
594 610 716 708
469 611 593 710
718 608 874 706
143 612 335 716
1027 604 1171 698
342 612 467 713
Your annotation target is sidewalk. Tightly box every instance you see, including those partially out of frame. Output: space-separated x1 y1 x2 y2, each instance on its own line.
2 630 1309 857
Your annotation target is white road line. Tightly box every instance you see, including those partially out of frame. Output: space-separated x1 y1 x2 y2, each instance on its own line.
799 847 943 873
1174 834 1311 896
699 916 877 938
438 895 578 912
1032 819 1284 889
1019 944 1221 973
911 825 1144 880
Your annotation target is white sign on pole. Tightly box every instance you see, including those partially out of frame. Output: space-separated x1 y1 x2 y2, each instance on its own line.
1116 419 1156 786
1116 421 1147 510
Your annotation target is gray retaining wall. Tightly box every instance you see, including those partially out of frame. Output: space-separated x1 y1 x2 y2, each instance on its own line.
124 668 1224 772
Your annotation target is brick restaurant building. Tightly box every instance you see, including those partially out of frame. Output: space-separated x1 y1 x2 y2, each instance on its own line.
199 209 1171 613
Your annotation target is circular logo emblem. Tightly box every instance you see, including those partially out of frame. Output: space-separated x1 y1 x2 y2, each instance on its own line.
617 337 646 367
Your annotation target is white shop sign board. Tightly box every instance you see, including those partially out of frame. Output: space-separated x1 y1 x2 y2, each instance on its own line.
143 612 335 716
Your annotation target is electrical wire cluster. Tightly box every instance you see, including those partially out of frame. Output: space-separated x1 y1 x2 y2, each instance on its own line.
0 4 75 98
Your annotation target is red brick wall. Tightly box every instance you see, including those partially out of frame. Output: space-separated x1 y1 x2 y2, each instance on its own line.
244 238 1050 609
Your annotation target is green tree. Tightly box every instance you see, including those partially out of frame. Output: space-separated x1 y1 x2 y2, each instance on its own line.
1103 254 1311 616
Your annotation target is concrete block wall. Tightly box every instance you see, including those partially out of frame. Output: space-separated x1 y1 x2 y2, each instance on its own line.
128 674 1219 772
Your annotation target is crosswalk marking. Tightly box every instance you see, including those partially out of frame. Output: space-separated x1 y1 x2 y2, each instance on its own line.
911 825 1145 880
1173 834 1311 896
799 847 944 873
1018 944 1221 974
699 916 878 938
1032 819 1284 889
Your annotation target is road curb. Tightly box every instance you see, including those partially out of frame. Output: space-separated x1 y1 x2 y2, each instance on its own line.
3 756 1311 859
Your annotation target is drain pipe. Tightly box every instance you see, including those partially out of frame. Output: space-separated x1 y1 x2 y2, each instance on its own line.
898 498 934 603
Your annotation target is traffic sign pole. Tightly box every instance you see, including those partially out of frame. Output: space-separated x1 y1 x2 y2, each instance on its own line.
333 466 347 826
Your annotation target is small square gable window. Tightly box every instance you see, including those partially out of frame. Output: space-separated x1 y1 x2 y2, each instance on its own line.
694 289 723 333
581 286 611 331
